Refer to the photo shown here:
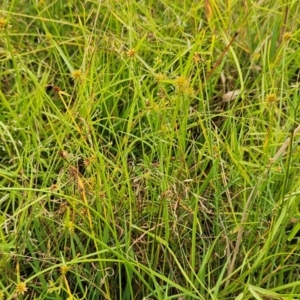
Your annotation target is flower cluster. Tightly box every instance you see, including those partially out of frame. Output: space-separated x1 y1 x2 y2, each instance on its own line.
0 18 11 30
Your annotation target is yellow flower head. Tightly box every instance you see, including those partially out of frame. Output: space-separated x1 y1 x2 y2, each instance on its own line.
60 264 70 275
0 18 11 30
252 52 261 62
282 31 292 42
126 48 136 58
193 52 201 63
265 93 277 104
154 73 166 83
65 220 74 233
175 76 189 92
71 70 83 82
15 282 28 295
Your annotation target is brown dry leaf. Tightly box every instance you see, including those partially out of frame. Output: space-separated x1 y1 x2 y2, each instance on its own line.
222 89 241 102
204 0 213 24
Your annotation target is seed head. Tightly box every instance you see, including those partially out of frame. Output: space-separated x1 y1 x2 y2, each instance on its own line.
60 264 69 275
175 76 189 92
265 93 277 104
193 52 201 63
71 69 83 82
0 18 11 30
154 73 166 83
65 221 74 234
282 32 292 42
126 48 136 58
15 282 28 295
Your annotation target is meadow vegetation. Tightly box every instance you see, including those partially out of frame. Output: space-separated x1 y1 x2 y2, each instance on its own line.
0 0 300 299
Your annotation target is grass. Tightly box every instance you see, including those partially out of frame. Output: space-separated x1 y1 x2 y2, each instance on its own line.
0 0 300 299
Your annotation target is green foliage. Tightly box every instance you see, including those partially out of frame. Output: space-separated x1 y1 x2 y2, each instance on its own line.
0 0 300 299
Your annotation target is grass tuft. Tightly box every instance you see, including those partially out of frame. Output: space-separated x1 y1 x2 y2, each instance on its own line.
1 0 300 299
